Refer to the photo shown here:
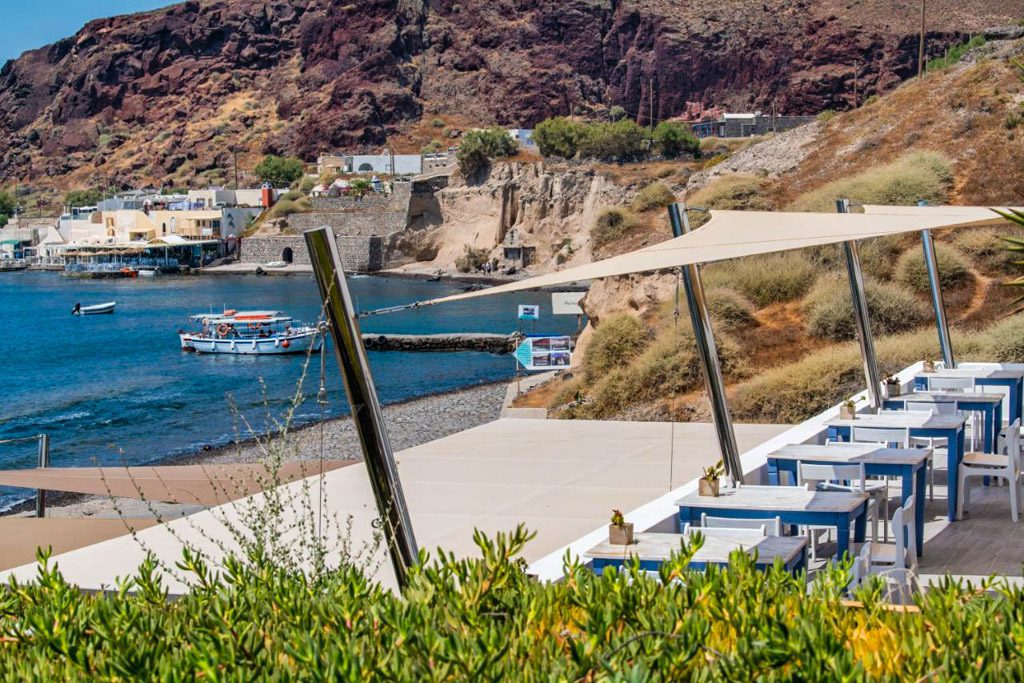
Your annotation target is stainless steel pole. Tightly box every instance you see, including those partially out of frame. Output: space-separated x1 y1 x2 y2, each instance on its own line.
922 228 955 368
304 227 419 588
667 203 744 484
838 199 882 410
35 434 49 518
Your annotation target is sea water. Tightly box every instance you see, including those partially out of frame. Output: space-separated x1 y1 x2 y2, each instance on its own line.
0 272 580 509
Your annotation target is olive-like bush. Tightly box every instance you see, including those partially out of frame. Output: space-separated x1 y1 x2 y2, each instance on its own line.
802 275 928 341
631 182 676 212
591 207 642 251
895 243 973 293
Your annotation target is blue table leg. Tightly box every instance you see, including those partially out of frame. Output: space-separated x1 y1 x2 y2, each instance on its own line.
914 463 926 556
836 518 851 560
946 426 965 522
983 404 996 454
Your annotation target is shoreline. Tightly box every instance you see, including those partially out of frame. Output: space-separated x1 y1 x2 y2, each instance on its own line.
27 379 512 518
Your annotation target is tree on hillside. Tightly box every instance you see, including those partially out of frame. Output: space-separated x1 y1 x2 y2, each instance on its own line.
254 155 305 187
456 127 517 178
577 119 646 161
653 121 700 158
64 188 103 207
0 191 13 229
534 117 589 158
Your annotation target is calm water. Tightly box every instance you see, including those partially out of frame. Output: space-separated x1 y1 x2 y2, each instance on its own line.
0 272 578 508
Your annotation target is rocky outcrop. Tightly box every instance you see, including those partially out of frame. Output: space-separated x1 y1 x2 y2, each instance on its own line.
0 0 1016 189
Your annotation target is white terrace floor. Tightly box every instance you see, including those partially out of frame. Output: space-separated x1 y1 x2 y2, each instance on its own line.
0 419 788 592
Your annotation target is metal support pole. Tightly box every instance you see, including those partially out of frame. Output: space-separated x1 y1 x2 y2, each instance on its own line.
304 227 419 588
35 434 49 518
838 199 882 410
922 228 955 368
667 203 744 484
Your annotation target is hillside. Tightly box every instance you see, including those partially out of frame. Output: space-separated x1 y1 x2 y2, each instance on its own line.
511 34 1024 423
0 0 1018 197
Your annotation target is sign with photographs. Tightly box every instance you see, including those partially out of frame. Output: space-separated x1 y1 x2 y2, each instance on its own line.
518 304 540 320
514 336 572 371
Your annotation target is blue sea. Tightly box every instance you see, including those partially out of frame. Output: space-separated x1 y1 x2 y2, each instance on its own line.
0 272 579 509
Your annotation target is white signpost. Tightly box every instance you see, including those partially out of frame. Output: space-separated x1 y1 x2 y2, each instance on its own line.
518 304 540 320
551 292 585 315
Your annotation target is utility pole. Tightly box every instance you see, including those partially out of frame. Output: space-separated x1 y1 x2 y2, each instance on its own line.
649 77 656 138
232 149 239 190
918 0 927 78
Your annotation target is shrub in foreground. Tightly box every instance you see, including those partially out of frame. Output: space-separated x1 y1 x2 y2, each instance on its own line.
702 251 820 308
895 242 972 292
4 530 1024 679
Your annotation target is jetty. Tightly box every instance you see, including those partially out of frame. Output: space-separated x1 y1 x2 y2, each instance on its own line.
361 332 518 353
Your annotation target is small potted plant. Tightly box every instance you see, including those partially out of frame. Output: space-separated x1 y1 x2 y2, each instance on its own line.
881 374 901 398
839 397 862 420
699 460 725 497
608 509 634 545
922 359 936 373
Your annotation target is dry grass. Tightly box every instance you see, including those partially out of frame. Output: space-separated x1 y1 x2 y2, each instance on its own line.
591 207 644 252
702 251 820 308
631 182 677 212
802 274 928 341
582 314 650 381
787 151 954 213
895 242 973 293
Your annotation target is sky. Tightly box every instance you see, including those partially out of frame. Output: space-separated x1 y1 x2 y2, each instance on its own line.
0 1 173 63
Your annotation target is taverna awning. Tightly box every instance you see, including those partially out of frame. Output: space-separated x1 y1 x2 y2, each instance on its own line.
367 206 1017 313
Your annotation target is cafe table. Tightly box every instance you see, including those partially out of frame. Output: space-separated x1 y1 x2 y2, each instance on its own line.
585 530 809 575
766 443 929 554
914 367 1024 426
676 485 868 560
826 411 965 522
883 391 1002 454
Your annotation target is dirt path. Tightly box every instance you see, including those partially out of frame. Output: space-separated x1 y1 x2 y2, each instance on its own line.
958 268 995 322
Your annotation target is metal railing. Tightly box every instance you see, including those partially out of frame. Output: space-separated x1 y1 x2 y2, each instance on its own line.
0 434 50 517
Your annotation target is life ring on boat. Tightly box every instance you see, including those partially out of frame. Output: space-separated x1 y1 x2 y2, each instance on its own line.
217 323 230 337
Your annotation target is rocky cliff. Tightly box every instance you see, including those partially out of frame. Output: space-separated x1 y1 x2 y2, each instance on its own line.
1 0 1017 191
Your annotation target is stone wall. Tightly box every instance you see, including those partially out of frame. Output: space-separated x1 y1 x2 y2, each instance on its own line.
239 234 383 272
286 211 406 237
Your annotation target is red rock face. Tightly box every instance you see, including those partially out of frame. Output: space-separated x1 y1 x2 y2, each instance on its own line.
0 0 1015 185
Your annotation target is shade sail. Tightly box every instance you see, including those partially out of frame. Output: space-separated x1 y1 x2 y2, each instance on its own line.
366 206 1015 313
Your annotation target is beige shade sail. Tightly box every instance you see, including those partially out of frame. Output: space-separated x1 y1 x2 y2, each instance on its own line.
367 207 1015 314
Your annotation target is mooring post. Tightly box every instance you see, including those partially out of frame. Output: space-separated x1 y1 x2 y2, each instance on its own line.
304 227 419 589
35 433 49 518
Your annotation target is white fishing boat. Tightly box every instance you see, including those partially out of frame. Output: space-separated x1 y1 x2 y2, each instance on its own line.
179 310 323 355
73 301 117 315
137 267 158 278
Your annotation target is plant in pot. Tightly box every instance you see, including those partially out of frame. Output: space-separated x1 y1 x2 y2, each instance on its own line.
608 509 634 545
839 396 862 420
881 374 901 399
699 460 725 497
922 359 936 373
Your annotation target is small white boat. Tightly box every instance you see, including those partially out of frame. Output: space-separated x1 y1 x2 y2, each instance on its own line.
179 310 323 355
137 267 158 278
73 301 116 315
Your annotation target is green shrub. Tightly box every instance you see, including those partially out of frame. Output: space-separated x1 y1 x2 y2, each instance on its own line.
895 243 972 292
702 251 820 308
584 314 649 380
421 139 443 154
631 182 676 212
591 207 641 250
685 174 773 228
607 105 627 121
6 531 1024 679
577 119 647 162
534 117 589 158
254 154 305 186
980 315 1024 361
803 235 909 281
816 109 836 123
64 188 102 207
456 127 517 178
298 176 315 193
431 117 445 127
653 121 700 158
789 152 954 212
802 275 928 341
926 35 986 72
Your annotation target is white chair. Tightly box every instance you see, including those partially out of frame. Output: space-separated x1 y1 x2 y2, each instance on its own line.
848 426 909 540
928 376 974 392
905 400 957 501
799 462 879 560
685 526 767 539
699 513 782 536
847 541 873 596
958 419 1023 522
867 494 918 573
